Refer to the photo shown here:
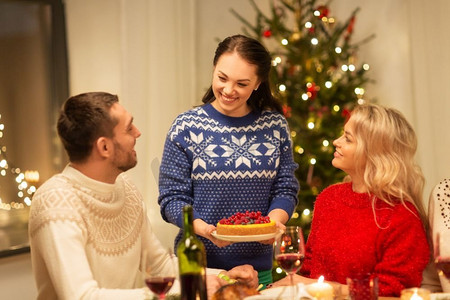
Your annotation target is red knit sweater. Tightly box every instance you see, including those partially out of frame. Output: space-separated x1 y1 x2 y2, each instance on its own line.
301 182 430 297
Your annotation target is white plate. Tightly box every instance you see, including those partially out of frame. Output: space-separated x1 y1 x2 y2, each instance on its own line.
211 229 283 242
245 284 312 300
431 293 450 300
260 286 295 298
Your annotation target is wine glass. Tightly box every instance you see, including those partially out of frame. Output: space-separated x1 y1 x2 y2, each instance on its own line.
434 232 450 279
143 248 177 300
274 226 306 300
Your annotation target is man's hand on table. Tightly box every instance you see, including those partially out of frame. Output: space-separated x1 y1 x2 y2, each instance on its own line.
223 264 259 288
206 264 258 298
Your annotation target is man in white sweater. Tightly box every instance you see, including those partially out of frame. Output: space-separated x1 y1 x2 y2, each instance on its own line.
29 92 258 300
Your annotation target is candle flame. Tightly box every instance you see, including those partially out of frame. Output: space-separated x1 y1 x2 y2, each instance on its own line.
410 290 423 300
318 275 324 283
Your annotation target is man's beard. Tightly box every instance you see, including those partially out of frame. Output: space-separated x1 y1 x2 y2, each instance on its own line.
113 142 137 172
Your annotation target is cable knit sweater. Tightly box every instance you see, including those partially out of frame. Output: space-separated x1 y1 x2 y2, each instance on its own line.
29 165 175 300
158 103 299 271
301 182 430 297
422 178 450 292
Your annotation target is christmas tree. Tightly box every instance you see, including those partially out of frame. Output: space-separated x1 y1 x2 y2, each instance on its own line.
232 0 375 235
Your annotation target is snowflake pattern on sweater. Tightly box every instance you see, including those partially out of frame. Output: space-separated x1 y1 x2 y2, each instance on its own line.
158 103 299 271
29 165 170 299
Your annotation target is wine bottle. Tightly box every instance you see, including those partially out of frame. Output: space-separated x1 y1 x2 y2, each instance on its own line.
177 205 207 300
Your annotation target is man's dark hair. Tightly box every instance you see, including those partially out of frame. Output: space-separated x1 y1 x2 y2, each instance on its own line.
57 92 119 162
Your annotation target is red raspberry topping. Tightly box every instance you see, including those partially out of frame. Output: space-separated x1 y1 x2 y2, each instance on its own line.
220 211 270 225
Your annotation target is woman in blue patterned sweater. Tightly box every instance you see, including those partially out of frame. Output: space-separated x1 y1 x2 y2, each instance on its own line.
158 34 299 286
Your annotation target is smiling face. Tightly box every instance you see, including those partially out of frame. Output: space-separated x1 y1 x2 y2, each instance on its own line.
332 116 358 177
109 103 141 172
211 51 261 117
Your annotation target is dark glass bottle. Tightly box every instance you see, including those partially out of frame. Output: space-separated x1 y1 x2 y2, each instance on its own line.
177 205 207 300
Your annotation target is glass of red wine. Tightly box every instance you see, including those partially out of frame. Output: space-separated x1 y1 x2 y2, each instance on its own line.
434 232 450 279
274 226 306 300
143 248 176 300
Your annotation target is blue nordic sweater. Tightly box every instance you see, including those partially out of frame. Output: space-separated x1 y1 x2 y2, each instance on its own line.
158 103 299 271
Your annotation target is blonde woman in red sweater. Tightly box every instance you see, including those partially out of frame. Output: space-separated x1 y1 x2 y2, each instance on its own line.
272 103 430 297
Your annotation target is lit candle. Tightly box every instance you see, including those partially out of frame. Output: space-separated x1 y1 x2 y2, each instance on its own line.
410 291 422 300
400 288 430 300
306 276 334 300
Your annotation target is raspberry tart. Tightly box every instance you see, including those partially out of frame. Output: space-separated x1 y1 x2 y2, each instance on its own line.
216 211 276 236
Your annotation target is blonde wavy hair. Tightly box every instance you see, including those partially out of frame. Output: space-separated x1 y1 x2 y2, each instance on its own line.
349 104 427 226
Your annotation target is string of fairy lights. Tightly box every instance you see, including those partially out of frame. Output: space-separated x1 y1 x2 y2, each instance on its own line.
0 114 39 210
